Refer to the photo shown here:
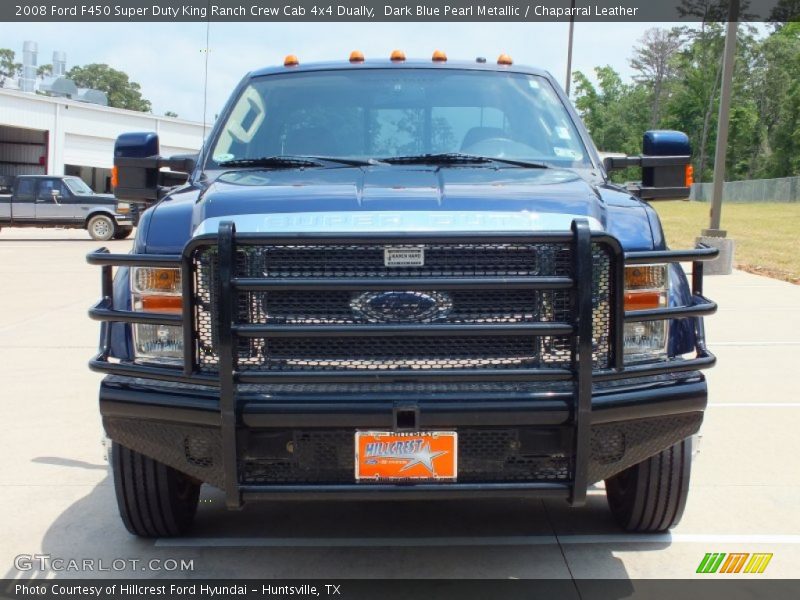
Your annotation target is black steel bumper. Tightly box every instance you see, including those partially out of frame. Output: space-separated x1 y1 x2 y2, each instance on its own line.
88 219 718 508
113 214 134 225
99 372 707 501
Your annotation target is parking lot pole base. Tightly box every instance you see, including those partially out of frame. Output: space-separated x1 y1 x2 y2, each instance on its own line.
696 235 735 275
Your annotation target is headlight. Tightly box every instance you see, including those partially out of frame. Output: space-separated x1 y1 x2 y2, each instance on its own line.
623 264 668 363
116 202 130 214
131 267 183 365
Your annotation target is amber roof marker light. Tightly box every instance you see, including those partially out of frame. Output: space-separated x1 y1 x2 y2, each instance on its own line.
349 50 365 63
432 50 448 62
390 49 406 62
497 54 513 66
283 54 299 67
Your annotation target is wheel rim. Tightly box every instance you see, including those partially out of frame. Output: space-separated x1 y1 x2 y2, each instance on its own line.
92 219 110 237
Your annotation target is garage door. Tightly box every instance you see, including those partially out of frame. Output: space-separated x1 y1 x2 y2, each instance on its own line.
63 133 114 169
0 125 47 178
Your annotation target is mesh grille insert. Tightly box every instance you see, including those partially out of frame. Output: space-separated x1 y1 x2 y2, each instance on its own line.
192 240 613 373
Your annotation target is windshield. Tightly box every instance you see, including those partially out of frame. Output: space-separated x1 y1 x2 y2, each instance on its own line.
210 69 592 169
64 177 94 195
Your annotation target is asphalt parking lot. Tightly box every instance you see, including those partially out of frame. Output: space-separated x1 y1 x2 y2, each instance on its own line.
1 227 798 580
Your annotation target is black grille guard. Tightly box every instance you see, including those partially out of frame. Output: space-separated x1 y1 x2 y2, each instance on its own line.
87 218 718 507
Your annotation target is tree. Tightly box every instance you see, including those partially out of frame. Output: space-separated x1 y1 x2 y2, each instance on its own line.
0 48 21 87
66 63 151 112
36 64 52 80
573 12 799 183
754 23 800 177
572 66 650 181
767 0 800 24
671 22 726 182
573 66 648 152
629 28 684 127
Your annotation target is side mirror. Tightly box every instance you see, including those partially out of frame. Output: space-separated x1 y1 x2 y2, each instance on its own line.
113 132 196 205
603 130 692 201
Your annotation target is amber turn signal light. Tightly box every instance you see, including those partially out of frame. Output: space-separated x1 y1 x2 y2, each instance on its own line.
141 296 183 313
685 164 694 187
624 265 668 310
110 166 118 188
624 291 664 311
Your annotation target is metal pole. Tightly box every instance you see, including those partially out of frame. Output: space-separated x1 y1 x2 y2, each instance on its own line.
706 0 739 236
565 0 576 96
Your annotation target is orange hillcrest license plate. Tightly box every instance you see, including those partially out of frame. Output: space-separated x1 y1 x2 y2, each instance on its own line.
355 431 457 481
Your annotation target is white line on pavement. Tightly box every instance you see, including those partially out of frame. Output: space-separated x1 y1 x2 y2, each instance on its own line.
155 533 800 548
714 341 800 346
708 403 800 408
156 536 557 547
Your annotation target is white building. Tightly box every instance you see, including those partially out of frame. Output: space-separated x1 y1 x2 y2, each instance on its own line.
0 87 205 192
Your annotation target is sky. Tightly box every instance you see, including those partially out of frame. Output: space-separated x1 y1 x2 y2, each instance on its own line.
0 21 679 123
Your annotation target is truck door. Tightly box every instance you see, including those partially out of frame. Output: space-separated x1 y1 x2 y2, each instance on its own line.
35 178 76 222
10 178 36 221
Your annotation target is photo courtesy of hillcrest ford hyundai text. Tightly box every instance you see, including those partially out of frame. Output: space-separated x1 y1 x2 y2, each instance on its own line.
89 50 718 537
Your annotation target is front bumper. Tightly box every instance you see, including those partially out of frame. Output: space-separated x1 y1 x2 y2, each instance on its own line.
113 214 133 225
99 372 706 503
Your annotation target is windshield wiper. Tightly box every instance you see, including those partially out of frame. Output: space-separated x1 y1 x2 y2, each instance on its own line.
380 152 549 169
381 152 491 165
217 156 323 169
298 155 385 167
217 155 382 169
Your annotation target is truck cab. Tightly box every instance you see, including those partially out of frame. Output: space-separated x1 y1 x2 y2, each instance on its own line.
88 53 717 538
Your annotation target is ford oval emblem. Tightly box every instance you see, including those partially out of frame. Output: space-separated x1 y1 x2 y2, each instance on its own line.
351 291 453 323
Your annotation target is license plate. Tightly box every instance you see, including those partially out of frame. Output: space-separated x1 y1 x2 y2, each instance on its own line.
355 431 457 481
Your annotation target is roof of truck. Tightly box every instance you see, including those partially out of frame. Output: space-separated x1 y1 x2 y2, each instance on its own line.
250 59 550 79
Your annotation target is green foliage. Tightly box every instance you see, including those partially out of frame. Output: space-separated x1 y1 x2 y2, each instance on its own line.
66 63 151 112
572 23 800 183
573 67 651 182
36 64 52 80
0 48 21 87
756 25 800 177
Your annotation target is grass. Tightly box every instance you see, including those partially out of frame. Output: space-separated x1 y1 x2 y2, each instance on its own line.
653 202 800 284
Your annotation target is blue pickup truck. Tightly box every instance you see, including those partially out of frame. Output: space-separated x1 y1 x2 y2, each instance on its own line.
88 53 717 537
0 174 133 240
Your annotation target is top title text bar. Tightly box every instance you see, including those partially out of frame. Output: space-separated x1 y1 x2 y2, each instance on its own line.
3 0 797 22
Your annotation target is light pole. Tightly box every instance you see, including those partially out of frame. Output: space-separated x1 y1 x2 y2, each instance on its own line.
565 0 576 96
700 0 738 274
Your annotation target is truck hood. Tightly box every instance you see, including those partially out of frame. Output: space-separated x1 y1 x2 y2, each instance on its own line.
142 166 657 253
76 193 116 205
196 166 608 229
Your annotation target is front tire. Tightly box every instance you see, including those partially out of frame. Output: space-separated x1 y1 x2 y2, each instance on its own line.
111 442 200 537
605 438 692 532
87 214 116 241
113 226 133 240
